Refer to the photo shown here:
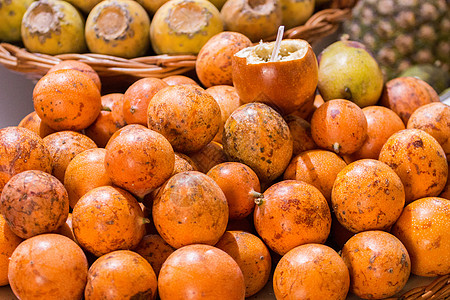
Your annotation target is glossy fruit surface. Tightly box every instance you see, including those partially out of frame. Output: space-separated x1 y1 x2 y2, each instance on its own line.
273 244 350 300
222 102 293 183
232 39 318 115
341 231 411 299
8 234 88 300
254 180 331 255
392 197 450 277
158 244 245 299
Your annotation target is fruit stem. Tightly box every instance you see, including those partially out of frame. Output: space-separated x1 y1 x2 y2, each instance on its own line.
250 190 264 206
270 26 284 62
333 142 340 154
101 106 112 112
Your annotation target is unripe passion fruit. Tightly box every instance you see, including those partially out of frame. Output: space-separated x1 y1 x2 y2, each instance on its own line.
85 0 150 58
232 39 318 115
0 0 34 42
150 0 224 55
21 0 87 55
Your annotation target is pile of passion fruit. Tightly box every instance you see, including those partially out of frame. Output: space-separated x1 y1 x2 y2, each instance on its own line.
0 12 449 300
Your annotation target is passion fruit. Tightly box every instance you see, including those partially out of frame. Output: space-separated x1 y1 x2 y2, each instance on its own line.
150 0 224 55
222 102 293 183
21 0 87 55
280 0 315 29
232 39 318 115
85 0 150 58
0 0 34 42
221 0 282 42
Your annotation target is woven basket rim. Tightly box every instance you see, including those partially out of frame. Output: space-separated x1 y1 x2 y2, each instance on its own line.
0 0 356 82
392 274 450 300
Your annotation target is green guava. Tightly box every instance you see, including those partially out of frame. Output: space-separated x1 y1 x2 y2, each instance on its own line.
317 40 384 108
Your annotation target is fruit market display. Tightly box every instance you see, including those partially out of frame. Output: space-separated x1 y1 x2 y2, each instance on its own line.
0 0 450 299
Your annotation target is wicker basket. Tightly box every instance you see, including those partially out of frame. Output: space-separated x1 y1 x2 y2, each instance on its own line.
0 0 356 88
390 275 449 300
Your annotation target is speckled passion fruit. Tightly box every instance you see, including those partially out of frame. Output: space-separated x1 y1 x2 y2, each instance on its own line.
21 0 87 55
0 0 34 42
232 39 318 115
150 0 224 55
85 0 150 58
222 102 293 184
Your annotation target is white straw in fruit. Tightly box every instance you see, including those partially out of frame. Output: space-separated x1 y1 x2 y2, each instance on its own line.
270 26 285 62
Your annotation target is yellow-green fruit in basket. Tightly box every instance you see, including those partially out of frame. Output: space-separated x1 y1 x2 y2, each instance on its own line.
280 0 315 29
150 0 224 55
221 0 282 42
318 40 384 108
0 0 34 42
64 0 102 14
85 0 150 58
21 0 87 55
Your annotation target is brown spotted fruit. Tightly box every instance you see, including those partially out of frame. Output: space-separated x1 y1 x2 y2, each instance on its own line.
273 244 350 300
152 171 228 248
392 197 450 277
85 0 150 58
222 102 293 184
21 0 87 55
196 31 252 88
17 111 56 139
105 124 175 198
380 76 440 124
158 244 245 299
407 102 450 160
215 231 272 297
341 231 411 299
33 69 102 131
85 250 158 299
0 170 69 239
150 0 224 55
232 39 318 115
253 180 331 255
331 159 405 233
379 129 448 204
311 99 368 155
8 234 88 300
147 84 221 154
72 186 147 256
283 149 347 205
0 126 52 193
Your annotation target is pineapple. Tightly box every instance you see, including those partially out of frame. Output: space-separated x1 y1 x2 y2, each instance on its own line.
343 0 449 80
